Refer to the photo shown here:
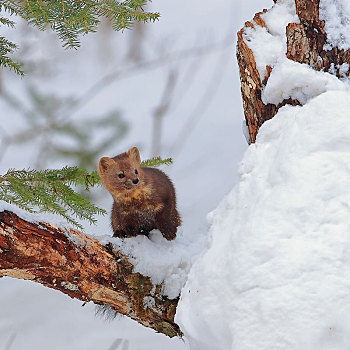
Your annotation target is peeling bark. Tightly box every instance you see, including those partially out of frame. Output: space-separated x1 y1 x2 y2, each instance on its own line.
236 11 300 144
0 210 181 338
237 0 350 143
288 0 350 74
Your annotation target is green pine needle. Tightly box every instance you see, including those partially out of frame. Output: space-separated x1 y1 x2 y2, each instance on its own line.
10 0 159 49
0 0 159 74
0 167 105 230
141 157 173 168
0 157 172 229
0 34 24 75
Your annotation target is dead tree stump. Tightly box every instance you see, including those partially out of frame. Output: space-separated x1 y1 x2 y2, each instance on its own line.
237 0 350 143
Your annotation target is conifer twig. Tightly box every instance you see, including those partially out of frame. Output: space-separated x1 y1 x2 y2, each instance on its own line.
0 157 172 228
0 167 104 229
0 0 159 74
141 157 173 167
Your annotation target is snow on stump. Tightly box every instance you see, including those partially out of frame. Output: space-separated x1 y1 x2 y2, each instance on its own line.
175 1 350 349
237 0 350 144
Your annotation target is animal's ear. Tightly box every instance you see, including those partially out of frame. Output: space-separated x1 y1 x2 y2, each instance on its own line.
127 147 141 164
98 157 115 175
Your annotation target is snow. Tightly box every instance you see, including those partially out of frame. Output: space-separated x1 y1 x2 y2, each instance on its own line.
99 228 199 300
338 63 350 77
320 0 350 51
243 0 298 80
176 90 350 350
0 0 274 349
0 201 197 300
0 201 72 231
243 0 350 107
175 1 350 348
329 63 350 79
6 0 350 348
262 60 348 105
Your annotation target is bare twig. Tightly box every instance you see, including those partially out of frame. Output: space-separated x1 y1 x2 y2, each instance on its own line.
4 333 16 350
151 68 178 156
170 45 231 157
70 36 232 114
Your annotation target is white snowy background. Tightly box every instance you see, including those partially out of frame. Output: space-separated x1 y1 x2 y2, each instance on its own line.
2 0 350 349
0 0 270 349
176 1 350 350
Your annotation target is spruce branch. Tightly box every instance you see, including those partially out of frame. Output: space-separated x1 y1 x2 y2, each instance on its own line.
0 157 171 228
141 156 173 167
0 2 23 74
0 0 23 16
0 31 24 75
0 167 105 229
0 16 15 27
12 0 159 49
0 0 159 73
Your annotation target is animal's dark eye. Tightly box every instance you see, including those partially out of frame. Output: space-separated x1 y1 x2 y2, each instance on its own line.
135 169 138 175
118 173 125 178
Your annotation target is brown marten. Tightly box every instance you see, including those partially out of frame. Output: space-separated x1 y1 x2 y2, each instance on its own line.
98 147 181 240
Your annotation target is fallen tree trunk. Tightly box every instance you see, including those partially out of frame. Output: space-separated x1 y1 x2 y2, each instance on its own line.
0 210 181 338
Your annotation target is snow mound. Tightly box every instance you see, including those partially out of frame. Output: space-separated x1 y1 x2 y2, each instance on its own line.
176 90 350 349
99 228 200 300
320 0 350 51
262 60 347 105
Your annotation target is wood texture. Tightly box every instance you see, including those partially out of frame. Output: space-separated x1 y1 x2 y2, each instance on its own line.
237 0 350 143
288 0 350 75
236 11 300 144
0 210 181 338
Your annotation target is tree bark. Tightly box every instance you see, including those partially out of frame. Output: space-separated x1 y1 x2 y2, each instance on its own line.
0 210 181 338
237 0 350 143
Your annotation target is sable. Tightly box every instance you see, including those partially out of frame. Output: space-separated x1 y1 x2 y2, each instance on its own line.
98 147 181 240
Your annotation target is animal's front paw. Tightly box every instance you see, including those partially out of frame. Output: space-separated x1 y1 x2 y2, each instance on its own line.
113 230 128 238
160 227 177 241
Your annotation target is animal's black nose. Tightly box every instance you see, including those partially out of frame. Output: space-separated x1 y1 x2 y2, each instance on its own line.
133 178 139 184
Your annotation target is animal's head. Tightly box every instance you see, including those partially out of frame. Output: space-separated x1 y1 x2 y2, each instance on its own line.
98 147 143 196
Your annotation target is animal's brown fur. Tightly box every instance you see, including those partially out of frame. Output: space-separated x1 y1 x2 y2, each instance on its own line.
98 147 181 240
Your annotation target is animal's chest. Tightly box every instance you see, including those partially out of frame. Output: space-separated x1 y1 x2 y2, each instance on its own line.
118 187 163 217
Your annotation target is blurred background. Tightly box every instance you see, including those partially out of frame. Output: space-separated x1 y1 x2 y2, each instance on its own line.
0 0 272 349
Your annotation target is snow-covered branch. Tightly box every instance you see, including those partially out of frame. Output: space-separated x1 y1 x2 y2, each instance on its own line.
0 210 181 338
